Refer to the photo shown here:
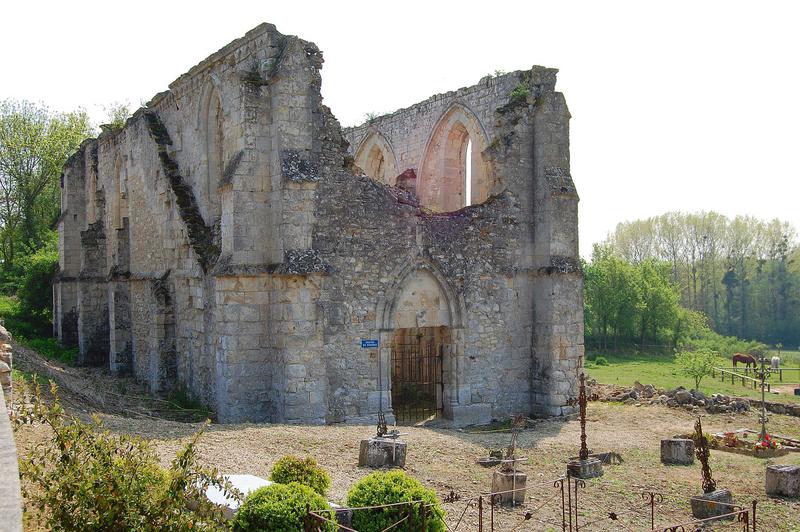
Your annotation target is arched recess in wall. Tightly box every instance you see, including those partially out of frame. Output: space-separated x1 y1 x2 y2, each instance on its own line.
377 258 464 331
376 258 465 424
418 103 492 212
354 131 399 186
87 153 98 225
111 156 124 230
198 83 224 221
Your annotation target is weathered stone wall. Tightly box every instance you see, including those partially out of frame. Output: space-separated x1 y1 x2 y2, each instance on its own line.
54 22 583 424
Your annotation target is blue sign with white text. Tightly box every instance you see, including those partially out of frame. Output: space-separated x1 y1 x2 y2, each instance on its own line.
361 339 379 348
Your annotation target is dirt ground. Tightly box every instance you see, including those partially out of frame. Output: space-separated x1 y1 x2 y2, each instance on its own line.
11 342 800 531
774 383 800 396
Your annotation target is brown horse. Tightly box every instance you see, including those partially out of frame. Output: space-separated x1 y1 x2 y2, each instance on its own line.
732 353 757 369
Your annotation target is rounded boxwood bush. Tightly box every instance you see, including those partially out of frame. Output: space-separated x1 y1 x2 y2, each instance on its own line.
231 482 336 532
346 470 445 532
270 455 331 496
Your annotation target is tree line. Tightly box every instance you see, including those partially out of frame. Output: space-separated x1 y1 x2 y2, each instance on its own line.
586 211 800 349
0 100 96 323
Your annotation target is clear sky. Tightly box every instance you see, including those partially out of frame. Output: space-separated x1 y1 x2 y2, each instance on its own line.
2 0 798 257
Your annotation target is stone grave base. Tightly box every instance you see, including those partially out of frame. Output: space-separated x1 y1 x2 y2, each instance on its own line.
690 489 734 521
765 464 800 498
660 438 694 465
491 470 527 505
358 438 406 468
567 458 603 479
329 502 354 528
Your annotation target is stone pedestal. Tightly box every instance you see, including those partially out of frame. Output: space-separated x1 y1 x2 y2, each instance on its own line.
660 438 695 465
765 465 800 498
567 458 603 479
690 489 734 521
358 438 406 468
491 470 527 505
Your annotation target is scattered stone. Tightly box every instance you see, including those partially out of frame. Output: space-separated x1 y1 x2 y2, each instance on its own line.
691 389 707 402
690 489 735 521
661 438 694 465
666 386 685 398
675 390 693 405
358 438 406 468
765 465 800 498
589 381 800 419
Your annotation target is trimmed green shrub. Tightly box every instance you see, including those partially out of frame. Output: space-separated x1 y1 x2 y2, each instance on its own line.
232 482 336 532
594 356 609 366
346 470 445 532
270 455 331 496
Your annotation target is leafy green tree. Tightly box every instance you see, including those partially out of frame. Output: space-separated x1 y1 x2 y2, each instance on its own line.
675 348 718 389
17 230 58 320
604 210 800 347
636 259 679 345
0 99 92 268
584 244 641 349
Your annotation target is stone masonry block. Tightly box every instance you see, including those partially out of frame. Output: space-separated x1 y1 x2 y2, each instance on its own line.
765 465 800 498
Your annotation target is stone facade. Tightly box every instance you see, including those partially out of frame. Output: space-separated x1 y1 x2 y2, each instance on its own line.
54 23 583 425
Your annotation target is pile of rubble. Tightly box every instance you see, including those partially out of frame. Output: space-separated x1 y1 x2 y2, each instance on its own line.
664 387 751 414
588 379 800 418
588 380 750 415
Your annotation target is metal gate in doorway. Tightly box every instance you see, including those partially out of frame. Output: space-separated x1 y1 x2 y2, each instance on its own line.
390 326 449 424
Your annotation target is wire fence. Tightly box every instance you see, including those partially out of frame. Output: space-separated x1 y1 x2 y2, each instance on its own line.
303 473 759 531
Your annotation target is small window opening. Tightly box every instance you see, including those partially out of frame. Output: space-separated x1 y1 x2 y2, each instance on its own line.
465 139 473 207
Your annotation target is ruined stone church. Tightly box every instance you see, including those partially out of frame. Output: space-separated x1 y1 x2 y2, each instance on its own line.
53 23 584 425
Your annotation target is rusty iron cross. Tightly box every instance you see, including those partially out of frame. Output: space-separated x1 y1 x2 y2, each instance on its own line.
376 411 388 438
579 373 589 461
693 417 716 494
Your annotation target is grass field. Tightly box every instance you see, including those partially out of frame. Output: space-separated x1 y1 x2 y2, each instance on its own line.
586 349 800 404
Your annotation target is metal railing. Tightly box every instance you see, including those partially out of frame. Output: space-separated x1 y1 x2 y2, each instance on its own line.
303 473 760 531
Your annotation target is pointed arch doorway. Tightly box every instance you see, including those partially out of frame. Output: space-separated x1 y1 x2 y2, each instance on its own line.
391 326 450 424
377 261 464 425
